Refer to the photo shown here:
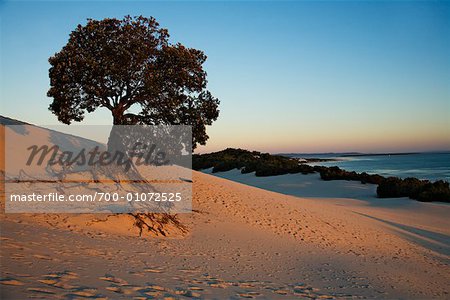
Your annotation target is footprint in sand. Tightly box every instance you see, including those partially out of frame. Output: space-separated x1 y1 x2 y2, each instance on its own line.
49 271 78 279
175 289 201 298
143 267 164 273
190 279 205 285
105 284 141 295
52 281 78 289
99 274 129 285
188 286 204 291
65 287 106 299
38 279 59 285
32 254 53 260
274 288 290 295
128 270 146 277
237 281 257 288
206 280 229 288
146 285 167 292
0 277 24 286
27 287 56 295
105 285 122 293
178 268 198 274
237 291 261 298
201 274 230 289
138 287 164 298
11 253 25 260
37 271 80 291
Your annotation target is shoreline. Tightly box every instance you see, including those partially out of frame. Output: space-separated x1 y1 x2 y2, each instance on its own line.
193 148 450 203
202 167 450 205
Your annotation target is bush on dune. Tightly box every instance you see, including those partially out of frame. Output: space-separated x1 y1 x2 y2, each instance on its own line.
377 178 450 203
193 148 316 177
317 166 384 184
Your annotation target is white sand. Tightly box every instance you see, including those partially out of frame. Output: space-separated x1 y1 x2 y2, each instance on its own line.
205 168 450 245
1 122 449 299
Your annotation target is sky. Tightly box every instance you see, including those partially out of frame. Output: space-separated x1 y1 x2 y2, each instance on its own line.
1 1 449 154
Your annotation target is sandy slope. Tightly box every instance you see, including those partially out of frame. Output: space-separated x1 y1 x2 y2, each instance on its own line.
205 169 450 258
2 170 449 299
1 121 450 299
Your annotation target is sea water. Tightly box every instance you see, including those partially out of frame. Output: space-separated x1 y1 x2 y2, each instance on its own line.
286 152 450 182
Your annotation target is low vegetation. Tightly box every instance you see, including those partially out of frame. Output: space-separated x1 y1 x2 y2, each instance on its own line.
377 177 450 202
317 166 384 184
193 148 315 176
193 148 450 203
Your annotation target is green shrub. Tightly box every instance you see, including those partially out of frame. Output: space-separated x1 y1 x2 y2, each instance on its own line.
377 177 449 203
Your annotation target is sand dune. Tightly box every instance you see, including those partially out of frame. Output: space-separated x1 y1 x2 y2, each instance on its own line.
2 170 449 299
1 121 449 299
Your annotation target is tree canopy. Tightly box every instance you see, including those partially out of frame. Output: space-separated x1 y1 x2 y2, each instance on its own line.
48 15 219 149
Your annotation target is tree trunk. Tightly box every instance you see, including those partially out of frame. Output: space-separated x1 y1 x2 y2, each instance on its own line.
108 111 126 152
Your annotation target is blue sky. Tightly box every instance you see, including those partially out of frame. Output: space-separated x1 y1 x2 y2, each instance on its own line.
1 1 449 153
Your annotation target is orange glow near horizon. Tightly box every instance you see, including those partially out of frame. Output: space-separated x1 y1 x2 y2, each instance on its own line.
196 123 450 154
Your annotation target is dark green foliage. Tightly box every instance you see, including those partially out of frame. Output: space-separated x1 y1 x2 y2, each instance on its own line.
377 177 413 198
192 148 316 177
416 181 450 202
377 178 450 202
317 166 384 184
48 15 219 149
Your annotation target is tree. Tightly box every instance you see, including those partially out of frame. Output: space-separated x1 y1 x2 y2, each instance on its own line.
48 15 219 150
47 16 219 236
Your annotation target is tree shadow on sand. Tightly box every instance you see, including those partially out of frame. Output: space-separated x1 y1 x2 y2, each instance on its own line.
352 212 450 262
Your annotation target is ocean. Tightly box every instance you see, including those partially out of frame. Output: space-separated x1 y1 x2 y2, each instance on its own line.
284 152 450 182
